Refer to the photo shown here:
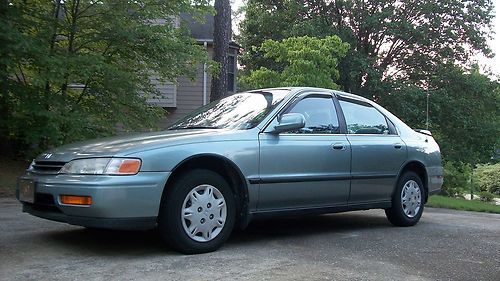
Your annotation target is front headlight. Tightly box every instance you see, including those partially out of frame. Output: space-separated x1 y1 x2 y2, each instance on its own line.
59 158 141 175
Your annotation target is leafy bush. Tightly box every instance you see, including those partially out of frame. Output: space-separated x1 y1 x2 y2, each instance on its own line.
474 163 500 195
441 161 473 197
478 191 494 202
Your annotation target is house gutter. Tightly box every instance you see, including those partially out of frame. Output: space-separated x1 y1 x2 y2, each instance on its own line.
196 38 239 105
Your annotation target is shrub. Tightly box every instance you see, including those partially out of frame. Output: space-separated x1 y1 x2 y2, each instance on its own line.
474 163 500 195
441 161 473 197
478 191 494 202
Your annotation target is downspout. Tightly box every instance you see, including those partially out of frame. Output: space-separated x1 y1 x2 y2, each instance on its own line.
203 41 208 105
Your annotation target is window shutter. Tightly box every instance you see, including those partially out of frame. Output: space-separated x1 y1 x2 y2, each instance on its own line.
146 75 177 107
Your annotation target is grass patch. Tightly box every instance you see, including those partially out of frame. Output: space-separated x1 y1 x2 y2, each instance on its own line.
427 195 500 214
0 159 29 198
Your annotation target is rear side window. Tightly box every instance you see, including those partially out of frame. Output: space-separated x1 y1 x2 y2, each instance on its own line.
339 100 390 135
285 96 340 134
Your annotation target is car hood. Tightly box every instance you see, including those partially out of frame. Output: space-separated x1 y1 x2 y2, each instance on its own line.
35 129 229 162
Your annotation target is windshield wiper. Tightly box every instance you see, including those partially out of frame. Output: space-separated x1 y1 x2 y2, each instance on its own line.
169 126 219 130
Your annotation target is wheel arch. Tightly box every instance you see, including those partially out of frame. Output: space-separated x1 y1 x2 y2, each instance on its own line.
160 153 250 228
395 161 429 203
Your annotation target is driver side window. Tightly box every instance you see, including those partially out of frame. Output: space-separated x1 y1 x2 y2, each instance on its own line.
284 96 340 134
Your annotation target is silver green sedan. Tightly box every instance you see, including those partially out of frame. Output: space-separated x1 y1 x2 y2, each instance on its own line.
17 87 443 254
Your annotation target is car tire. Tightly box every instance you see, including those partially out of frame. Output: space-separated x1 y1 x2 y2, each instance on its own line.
158 169 236 254
385 171 424 227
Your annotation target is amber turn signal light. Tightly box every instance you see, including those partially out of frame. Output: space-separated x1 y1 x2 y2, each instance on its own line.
60 195 92 205
118 159 141 174
105 158 142 175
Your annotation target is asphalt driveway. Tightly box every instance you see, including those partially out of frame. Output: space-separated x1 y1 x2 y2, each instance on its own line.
1 197 499 281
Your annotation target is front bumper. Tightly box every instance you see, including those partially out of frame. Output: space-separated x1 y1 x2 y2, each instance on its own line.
17 171 171 230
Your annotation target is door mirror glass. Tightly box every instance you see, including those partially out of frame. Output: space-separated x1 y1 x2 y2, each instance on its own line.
271 113 306 134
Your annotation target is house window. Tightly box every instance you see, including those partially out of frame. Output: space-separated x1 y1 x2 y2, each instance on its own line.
228 55 236 92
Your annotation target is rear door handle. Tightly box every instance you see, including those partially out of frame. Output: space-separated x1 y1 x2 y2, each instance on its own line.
332 143 346 150
394 143 403 149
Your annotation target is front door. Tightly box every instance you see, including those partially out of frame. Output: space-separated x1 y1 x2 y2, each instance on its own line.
257 94 351 211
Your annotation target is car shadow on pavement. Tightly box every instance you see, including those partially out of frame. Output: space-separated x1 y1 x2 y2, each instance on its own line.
43 228 171 256
41 211 392 255
229 211 391 245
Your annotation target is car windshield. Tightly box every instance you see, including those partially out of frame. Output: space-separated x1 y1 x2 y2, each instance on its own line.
168 89 290 130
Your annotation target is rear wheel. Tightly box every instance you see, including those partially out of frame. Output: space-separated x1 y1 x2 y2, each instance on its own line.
385 171 424 227
158 169 235 254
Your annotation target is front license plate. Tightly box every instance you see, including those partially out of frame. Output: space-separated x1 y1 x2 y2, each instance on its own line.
18 179 35 203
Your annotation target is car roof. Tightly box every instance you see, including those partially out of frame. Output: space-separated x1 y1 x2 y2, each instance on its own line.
249 87 374 104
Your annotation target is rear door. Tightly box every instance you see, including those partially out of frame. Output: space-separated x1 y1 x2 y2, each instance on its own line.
257 93 351 210
337 98 407 205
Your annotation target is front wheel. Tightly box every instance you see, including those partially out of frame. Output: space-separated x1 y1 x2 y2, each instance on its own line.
385 171 424 227
158 169 235 254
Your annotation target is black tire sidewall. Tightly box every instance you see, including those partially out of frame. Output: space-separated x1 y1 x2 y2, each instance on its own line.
158 169 236 254
387 171 425 226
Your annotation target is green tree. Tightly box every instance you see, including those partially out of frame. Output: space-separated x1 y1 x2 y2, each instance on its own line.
242 36 349 89
380 66 499 164
0 0 210 155
238 0 494 94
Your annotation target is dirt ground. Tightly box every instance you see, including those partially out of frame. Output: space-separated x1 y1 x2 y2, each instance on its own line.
0 158 28 197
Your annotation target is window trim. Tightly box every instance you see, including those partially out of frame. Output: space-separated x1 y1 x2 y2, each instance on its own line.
336 97 399 136
386 117 398 135
146 78 177 108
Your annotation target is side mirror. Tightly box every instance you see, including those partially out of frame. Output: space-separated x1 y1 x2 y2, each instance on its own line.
270 113 306 134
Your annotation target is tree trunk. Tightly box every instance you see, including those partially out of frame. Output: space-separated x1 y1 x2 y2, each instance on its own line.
210 0 231 102
0 0 10 131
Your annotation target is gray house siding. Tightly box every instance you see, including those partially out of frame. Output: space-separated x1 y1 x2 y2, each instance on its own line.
159 62 212 128
147 75 177 107
155 46 238 128
148 13 240 128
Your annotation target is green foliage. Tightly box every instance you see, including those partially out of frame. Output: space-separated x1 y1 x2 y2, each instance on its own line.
427 67 499 164
0 0 211 156
241 36 349 89
441 161 473 197
427 195 500 214
238 0 494 93
474 163 500 195
380 66 500 164
478 191 494 202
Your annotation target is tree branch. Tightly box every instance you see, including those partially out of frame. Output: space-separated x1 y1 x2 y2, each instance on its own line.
17 64 27 85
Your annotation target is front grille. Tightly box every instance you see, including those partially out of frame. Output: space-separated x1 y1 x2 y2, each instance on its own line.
31 160 66 174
